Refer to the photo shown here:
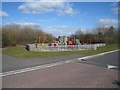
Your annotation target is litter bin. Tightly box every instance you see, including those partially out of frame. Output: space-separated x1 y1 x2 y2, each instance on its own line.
25 44 30 51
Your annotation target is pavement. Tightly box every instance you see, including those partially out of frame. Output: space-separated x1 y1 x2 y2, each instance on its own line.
2 62 118 88
2 50 119 88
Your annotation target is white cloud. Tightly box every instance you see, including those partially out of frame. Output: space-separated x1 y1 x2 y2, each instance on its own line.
0 11 9 17
37 18 57 22
16 22 40 27
97 19 118 26
111 2 118 7
111 2 120 14
111 7 120 14
47 25 71 29
18 1 76 15
45 25 77 37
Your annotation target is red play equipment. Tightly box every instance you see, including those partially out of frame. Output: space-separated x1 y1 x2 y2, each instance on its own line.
68 40 74 45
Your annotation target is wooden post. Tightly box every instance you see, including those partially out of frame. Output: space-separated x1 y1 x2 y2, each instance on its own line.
86 38 88 44
38 36 41 44
90 38 92 44
45 35 48 43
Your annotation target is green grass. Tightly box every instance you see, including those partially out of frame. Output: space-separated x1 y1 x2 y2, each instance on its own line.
2 44 119 58
0 50 2 54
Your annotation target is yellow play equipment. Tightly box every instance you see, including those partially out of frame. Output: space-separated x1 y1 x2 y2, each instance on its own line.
39 43 44 46
35 35 48 47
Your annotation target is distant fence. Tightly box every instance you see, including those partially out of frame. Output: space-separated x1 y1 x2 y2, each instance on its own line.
26 43 105 52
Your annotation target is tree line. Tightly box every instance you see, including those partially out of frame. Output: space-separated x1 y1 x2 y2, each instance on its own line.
1 24 55 47
69 26 119 44
1 24 119 48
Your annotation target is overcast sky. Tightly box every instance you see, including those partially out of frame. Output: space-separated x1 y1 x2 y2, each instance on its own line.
1 2 118 36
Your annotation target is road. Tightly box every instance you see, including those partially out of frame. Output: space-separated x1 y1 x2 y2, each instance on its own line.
76 50 119 70
2 54 84 72
2 50 119 88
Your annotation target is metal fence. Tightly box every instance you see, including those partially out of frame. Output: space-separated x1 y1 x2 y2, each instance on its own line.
26 43 105 52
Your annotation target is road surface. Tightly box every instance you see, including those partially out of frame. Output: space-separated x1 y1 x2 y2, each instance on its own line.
76 50 119 70
2 50 119 88
2 54 84 72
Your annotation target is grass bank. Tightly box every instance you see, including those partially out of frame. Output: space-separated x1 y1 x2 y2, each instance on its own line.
2 44 119 58
0 50 2 54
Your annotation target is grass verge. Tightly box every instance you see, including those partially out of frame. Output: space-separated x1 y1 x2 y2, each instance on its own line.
2 44 119 58
0 50 2 54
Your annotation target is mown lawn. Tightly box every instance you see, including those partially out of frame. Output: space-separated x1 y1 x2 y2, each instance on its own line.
2 44 119 58
0 50 2 54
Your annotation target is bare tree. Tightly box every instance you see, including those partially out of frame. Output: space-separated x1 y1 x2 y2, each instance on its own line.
2 24 55 47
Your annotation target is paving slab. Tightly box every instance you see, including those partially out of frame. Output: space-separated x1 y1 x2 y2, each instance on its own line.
2 62 118 88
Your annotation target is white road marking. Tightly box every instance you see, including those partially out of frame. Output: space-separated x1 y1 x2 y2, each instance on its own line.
1 49 119 77
77 49 119 61
1 60 72 77
107 64 118 69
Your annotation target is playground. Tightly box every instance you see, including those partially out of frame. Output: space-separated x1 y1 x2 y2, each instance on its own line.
2 44 118 58
26 36 105 52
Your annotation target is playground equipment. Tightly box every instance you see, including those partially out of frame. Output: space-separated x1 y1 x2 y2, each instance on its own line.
45 35 48 43
35 36 41 47
26 35 105 52
86 38 92 44
35 35 49 47
26 43 105 52
75 39 80 45
34 36 93 47
67 40 74 45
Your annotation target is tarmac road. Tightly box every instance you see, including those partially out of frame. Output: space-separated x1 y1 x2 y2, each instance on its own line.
75 50 119 70
2 50 119 72
2 54 84 72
